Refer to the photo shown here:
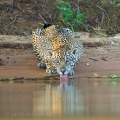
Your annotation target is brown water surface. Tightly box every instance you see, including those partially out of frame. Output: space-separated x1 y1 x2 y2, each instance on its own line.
0 79 120 120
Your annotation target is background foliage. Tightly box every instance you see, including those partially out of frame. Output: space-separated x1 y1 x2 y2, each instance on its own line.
0 0 119 35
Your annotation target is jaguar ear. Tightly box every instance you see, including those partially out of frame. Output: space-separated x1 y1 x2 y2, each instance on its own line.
72 48 78 55
44 23 52 29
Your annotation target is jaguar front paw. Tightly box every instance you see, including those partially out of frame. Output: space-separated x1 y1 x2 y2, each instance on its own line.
68 70 74 76
37 62 46 68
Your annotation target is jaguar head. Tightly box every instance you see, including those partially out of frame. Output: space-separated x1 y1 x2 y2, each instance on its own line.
46 47 79 76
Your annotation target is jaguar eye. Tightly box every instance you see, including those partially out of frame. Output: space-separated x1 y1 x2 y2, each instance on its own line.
73 48 78 55
56 61 59 64
66 60 69 63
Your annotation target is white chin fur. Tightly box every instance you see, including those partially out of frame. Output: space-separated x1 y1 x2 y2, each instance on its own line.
57 71 69 75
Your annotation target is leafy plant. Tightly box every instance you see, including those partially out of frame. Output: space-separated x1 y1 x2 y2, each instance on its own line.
111 0 120 6
57 1 89 30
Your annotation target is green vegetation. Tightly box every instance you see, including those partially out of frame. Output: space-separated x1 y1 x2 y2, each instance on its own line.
94 74 120 79
8 78 14 81
111 0 120 6
57 1 89 30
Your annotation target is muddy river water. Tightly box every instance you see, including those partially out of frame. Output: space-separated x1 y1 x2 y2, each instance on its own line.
0 78 120 120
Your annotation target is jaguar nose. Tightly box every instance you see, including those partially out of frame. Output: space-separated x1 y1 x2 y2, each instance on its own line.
61 68 66 74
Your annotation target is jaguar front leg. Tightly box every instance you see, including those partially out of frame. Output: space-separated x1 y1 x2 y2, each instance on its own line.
45 61 57 74
46 68 57 74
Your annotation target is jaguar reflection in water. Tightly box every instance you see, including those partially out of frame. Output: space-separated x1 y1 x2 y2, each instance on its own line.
1 80 120 118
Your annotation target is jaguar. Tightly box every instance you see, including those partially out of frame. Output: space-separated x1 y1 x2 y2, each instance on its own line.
32 24 83 76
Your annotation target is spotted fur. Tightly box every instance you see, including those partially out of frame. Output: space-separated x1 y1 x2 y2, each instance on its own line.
32 25 83 76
